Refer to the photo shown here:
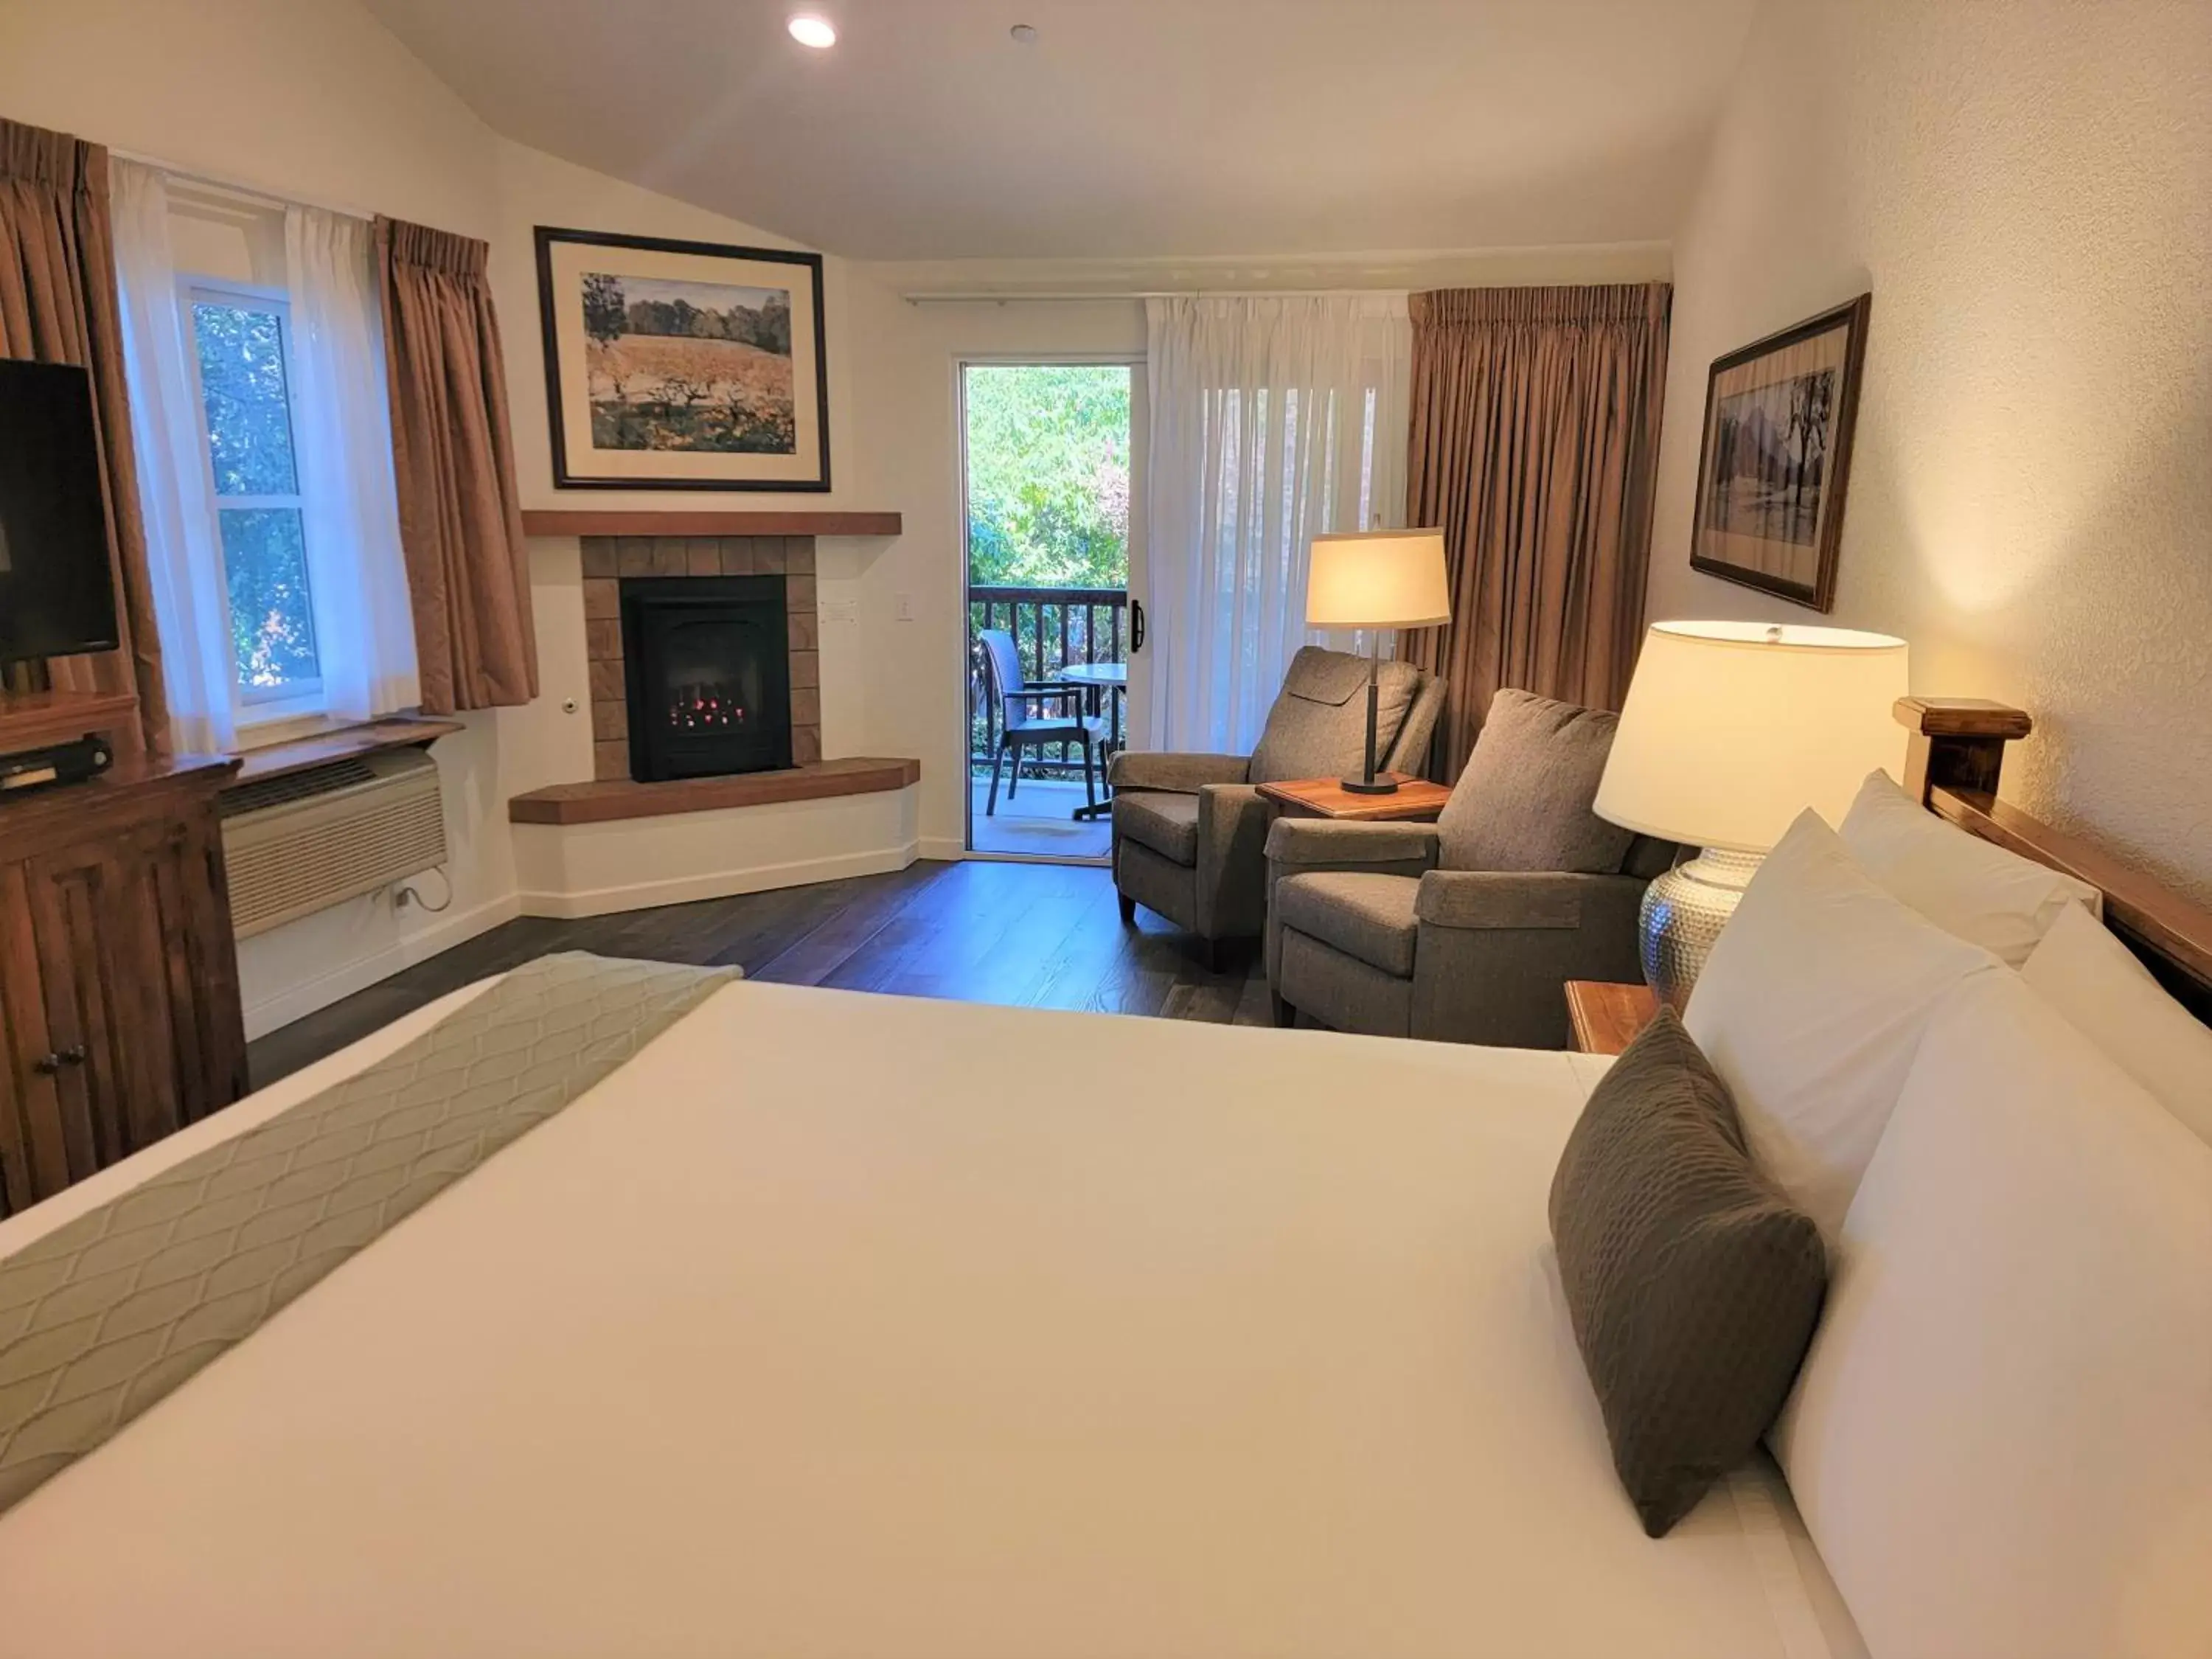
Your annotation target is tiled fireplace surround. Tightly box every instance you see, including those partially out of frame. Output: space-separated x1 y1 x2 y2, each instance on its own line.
580 535 822 783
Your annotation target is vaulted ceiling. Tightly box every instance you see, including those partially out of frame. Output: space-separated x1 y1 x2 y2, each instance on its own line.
361 0 1758 260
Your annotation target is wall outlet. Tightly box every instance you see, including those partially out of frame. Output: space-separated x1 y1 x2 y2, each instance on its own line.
894 593 914 622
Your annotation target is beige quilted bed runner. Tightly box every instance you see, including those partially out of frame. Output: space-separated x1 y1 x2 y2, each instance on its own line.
0 952 736 1517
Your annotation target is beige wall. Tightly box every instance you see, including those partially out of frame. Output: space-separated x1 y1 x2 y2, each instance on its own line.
1649 0 2212 903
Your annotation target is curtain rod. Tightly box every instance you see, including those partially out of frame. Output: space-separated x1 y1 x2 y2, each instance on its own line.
108 145 378 225
902 288 1412 305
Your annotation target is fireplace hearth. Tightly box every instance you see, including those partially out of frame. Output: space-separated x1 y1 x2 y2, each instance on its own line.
621 575 791 782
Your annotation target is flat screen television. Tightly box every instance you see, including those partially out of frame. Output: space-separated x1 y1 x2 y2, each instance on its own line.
0 359 120 667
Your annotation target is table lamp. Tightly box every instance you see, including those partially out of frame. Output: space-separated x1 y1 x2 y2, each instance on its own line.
1594 620 1909 1007
1304 529 1452 794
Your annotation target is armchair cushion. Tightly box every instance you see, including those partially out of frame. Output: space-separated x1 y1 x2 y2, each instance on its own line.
1437 689 1637 874
1248 647 1425 785
1115 791 1200 867
1266 817 1441 871
1276 872 1421 977
1107 751 1251 793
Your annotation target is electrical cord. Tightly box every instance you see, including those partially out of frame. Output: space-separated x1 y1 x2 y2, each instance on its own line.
394 866 454 916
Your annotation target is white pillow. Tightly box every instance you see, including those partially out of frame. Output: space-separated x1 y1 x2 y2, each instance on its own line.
2022 897 2212 1147
1683 810 2001 1245
1773 972 2212 1659
1837 768 2101 966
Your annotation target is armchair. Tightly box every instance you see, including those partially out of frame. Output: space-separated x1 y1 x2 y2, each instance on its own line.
1263 689 1677 1048
1108 647 1443 968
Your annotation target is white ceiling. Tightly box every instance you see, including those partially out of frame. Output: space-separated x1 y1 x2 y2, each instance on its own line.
361 0 1759 261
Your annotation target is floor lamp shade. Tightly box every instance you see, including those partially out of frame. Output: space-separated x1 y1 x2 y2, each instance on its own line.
1305 531 1453 630
1596 621 1910 1006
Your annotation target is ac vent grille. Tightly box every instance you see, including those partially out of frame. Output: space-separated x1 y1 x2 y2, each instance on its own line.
221 757 380 818
221 748 448 939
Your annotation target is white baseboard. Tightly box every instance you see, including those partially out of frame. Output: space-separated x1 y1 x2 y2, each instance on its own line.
242 891 523 1040
517 842 921 919
917 835 967 861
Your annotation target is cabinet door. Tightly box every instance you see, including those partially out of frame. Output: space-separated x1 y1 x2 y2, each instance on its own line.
0 862 60 1214
149 801 249 1121
25 828 180 1178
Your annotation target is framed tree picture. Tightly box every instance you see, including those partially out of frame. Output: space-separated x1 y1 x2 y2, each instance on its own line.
1689 293 1871 611
534 226 830 492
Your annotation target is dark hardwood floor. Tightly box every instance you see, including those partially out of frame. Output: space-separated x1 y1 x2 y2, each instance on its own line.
247 860 1270 1088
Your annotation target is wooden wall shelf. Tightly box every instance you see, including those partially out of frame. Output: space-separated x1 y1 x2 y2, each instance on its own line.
0 689 140 755
521 510 902 539
510 757 920 827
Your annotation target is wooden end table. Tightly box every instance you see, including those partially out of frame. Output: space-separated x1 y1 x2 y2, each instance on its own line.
1255 773 1454 822
1564 980 1660 1057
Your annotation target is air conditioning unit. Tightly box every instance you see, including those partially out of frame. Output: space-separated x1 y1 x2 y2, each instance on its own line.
220 748 448 939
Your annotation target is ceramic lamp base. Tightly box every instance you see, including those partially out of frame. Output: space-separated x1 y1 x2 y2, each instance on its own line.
1639 847 1763 1012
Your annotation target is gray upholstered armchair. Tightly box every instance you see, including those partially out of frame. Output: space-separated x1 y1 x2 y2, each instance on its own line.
1109 647 1444 969
1263 689 1677 1048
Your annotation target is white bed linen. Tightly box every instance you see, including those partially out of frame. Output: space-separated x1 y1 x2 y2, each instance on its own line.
0 981 1863 1659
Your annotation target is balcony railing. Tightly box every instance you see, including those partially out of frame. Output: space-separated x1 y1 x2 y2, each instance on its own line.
968 585 1127 776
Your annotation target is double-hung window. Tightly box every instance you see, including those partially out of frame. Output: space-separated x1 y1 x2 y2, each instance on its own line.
182 282 324 720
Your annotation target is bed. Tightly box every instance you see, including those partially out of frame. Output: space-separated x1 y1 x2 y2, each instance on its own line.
0 974 1867 1659
1 704 2207 1659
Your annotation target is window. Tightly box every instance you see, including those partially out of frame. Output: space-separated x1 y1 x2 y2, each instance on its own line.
184 283 323 715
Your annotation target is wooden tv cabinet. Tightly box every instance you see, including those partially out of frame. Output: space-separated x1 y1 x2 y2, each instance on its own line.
0 753 248 1217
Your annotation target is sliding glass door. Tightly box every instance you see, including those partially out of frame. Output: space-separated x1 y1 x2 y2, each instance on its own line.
958 360 1145 862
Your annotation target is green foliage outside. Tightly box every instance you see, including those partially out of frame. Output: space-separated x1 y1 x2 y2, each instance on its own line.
189 303 320 691
964 364 1130 589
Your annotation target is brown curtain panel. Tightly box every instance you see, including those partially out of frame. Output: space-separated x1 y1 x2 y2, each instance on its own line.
375 216 536 714
1402 283 1671 781
0 118 168 754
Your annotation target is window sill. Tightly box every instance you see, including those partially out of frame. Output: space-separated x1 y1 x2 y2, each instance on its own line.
231 710 347 752
226 716 467 787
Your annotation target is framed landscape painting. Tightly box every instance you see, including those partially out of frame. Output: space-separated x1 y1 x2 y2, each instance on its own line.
1689 293 1871 611
535 227 830 491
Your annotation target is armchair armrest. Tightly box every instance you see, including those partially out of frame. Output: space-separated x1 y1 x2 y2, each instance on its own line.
1265 818 1441 871
1262 818 1439 985
1406 872 1650 1048
1107 751 1251 792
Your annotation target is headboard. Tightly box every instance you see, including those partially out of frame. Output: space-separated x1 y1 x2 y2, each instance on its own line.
1898 698 2212 1023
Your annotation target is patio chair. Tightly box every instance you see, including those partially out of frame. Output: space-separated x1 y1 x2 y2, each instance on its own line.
977 627 1110 816
1107 646 1444 968
1262 689 1678 1048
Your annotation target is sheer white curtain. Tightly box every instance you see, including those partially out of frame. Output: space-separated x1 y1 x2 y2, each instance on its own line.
286 205 418 720
1141 293 1411 755
111 159 237 752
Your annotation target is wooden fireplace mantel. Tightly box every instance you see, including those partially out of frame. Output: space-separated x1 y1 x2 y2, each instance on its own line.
509 757 921 827
521 510 902 539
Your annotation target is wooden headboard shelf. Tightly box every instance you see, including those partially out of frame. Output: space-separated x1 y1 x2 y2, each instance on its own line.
1899 698 2212 1018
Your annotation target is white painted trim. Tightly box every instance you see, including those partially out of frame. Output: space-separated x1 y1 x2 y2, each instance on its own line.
241 890 522 1039
517 842 920 919
917 835 967 861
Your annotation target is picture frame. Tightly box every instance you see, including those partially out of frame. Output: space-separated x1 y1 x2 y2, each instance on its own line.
534 226 831 493
1688 293 1871 612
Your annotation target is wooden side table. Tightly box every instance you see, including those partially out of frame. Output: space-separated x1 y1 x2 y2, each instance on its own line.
1564 980 1660 1057
1255 773 1454 822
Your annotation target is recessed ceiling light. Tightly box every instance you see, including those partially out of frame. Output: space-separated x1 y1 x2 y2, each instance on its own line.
1009 23 1037 44
787 14 836 48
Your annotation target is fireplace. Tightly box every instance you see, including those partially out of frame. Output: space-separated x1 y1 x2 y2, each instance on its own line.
620 575 792 782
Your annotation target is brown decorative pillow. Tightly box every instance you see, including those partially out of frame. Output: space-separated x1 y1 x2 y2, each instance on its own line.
1548 1009 1828 1537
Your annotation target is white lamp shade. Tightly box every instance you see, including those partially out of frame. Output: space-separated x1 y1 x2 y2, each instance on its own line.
1305 530 1452 629
1596 621 1910 853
